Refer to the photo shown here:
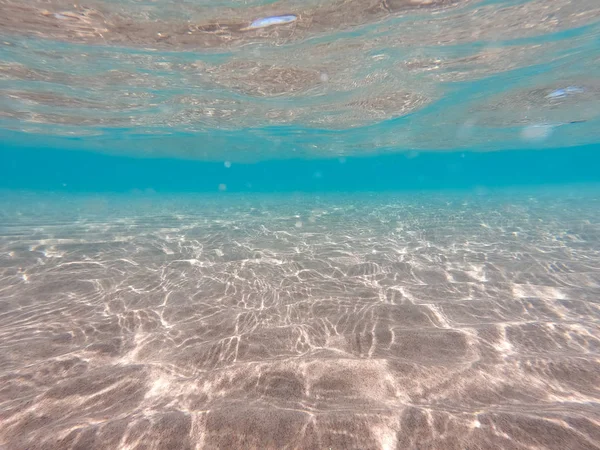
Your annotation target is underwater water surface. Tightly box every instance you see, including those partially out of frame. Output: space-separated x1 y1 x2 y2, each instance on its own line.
1 0 600 449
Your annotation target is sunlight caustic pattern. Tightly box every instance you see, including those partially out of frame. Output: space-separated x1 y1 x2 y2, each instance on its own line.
0 191 599 448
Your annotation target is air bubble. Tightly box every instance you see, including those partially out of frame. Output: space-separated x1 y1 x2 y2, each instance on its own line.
248 15 297 29
546 86 584 99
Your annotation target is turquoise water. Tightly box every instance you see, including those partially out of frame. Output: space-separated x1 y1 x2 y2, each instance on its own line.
2 143 600 192
1 1 600 449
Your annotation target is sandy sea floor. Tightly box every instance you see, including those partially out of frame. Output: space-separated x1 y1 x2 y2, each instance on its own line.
0 189 599 449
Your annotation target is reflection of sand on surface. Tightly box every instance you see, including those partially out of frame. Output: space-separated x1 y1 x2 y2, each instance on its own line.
0 0 598 50
0 191 599 449
1 0 600 158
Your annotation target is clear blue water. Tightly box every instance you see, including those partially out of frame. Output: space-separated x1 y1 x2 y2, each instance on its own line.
2 143 600 192
1 1 600 449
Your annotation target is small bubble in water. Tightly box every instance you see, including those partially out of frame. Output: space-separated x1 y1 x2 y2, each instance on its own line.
224 161 231 168
521 124 553 142
218 183 227 191
295 221 303 228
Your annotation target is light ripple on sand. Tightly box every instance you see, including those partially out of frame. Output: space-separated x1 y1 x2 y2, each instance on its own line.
0 191 599 449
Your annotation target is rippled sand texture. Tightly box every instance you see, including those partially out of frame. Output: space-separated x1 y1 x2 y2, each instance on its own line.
0 190 599 449
1 0 600 158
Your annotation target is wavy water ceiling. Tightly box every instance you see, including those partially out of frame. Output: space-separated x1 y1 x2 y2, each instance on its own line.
0 0 599 160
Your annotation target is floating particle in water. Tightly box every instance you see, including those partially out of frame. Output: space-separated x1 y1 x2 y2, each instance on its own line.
224 161 231 168
247 15 297 30
218 183 227 191
521 124 553 142
546 86 584 99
